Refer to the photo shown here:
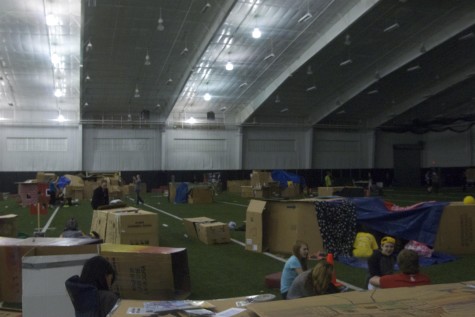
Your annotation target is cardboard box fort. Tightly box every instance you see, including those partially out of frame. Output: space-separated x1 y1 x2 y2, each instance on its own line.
246 281 475 317
183 217 230 244
434 202 475 254
0 214 17 238
188 187 213 204
19 243 190 317
0 237 100 305
91 206 159 246
250 170 273 188
241 185 254 198
245 199 324 254
100 244 190 300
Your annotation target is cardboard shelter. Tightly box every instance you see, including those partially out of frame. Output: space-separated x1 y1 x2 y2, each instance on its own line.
245 199 325 254
188 187 213 204
91 206 159 246
183 217 230 244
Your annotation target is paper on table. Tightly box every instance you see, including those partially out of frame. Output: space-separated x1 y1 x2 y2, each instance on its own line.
215 308 247 317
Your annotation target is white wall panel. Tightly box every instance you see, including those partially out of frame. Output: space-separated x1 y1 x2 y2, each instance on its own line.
375 127 474 168
243 127 311 169
83 128 160 171
0 125 82 171
312 130 373 168
163 128 240 170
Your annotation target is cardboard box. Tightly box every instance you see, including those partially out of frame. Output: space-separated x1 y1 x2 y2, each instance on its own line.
169 182 177 203
241 185 253 198
227 180 250 193
105 209 159 246
245 199 324 254
100 244 190 300
197 222 230 245
0 237 100 304
0 214 17 238
188 187 213 204
183 217 216 239
35 172 56 183
317 186 345 196
64 174 84 187
281 184 300 198
247 281 475 317
250 171 273 189
434 202 475 254
22 249 97 317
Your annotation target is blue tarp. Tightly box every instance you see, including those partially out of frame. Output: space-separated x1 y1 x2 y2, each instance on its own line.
350 197 449 247
175 182 188 204
271 170 305 188
57 176 71 189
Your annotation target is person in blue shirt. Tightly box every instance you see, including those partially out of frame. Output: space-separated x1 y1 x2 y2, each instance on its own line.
280 240 309 299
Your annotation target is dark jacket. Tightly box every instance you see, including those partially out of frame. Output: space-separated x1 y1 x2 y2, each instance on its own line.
91 186 109 210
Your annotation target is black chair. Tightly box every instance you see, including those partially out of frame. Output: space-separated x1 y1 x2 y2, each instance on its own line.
65 275 100 317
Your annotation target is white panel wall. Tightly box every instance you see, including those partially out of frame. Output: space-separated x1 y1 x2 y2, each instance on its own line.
0 125 82 171
375 127 475 168
312 130 374 168
83 128 160 171
163 128 240 170
243 127 312 169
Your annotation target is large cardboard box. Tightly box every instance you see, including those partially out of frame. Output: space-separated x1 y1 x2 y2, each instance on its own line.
281 184 300 198
183 217 215 239
90 206 139 239
100 244 190 300
105 209 159 246
35 172 56 183
250 171 273 188
317 186 345 196
227 180 251 193
188 187 213 204
197 222 230 245
245 199 324 254
22 248 97 317
0 237 100 304
168 182 177 203
247 281 475 317
241 185 253 198
434 202 475 254
0 214 17 238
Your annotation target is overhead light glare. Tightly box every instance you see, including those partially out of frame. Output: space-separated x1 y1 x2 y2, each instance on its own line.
298 12 312 23
339 59 353 67
252 27 261 39
383 22 400 33
220 106 227 112
46 14 60 26
144 50 151 65
225 61 234 71
406 65 421 72
84 102 89 107
134 85 140 98
185 117 197 124
203 93 211 101
86 40 93 52
57 114 65 122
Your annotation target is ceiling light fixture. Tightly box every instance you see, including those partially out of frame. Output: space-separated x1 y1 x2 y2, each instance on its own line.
185 117 197 124
306 65 313 75
344 34 351 46
84 102 89 107
306 85 316 92
134 85 140 98
203 93 211 101
264 52 275 61
144 50 151 65
166 78 173 85
239 82 248 88
339 59 353 66
252 27 261 39
383 22 400 33
180 47 189 55
275 95 280 103
458 32 474 41
298 0 312 23
220 106 227 112
85 74 91 81
127 113 132 121
406 65 421 72
225 61 234 71
367 89 379 95
86 40 93 52
201 2 211 14
420 43 427 53
280 107 288 113
157 8 165 31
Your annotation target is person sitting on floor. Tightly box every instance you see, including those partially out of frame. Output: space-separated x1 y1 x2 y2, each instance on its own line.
287 259 340 299
65 256 119 317
369 249 431 288
280 240 309 299
367 236 396 289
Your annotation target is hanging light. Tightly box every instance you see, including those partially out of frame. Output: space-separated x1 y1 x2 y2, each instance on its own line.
225 61 233 71
157 8 165 31
144 50 151 65
86 40 93 52
203 93 211 101
252 27 261 39
275 94 280 103
134 85 140 98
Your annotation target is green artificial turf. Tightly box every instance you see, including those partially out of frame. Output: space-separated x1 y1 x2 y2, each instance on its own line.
1 186 475 299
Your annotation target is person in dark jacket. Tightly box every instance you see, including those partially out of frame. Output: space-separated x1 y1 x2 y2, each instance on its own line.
66 256 119 317
91 180 109 210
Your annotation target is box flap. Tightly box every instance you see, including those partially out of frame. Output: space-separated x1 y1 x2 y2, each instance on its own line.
183 217 215 239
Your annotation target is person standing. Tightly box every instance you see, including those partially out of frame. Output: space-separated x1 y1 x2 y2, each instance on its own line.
280 240 309 299
134 174 144 205
324 171 332 187
48 177 58 206
91 180 109 210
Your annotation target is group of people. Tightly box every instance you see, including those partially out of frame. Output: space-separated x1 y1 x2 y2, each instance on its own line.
280 237 431 300
90 174 144 210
